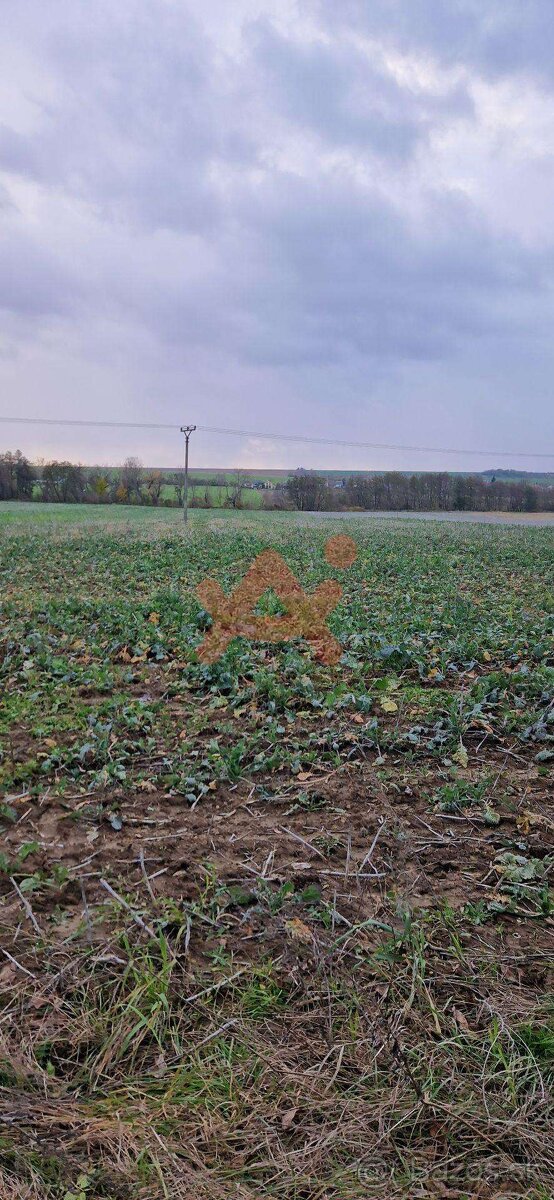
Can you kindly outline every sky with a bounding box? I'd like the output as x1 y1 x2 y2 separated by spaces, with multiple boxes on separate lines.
0 0 554 472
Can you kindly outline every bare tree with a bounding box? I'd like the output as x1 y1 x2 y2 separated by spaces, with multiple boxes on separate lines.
226 470 247 509
41 461 86 503
145 469 162 507
121 457 143 503
171 470 185 507
286 473 330 511
0 451 34 500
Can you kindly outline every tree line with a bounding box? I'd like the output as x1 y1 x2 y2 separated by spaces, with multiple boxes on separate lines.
0 453 246 508
1 450 553 512
286 471 553 512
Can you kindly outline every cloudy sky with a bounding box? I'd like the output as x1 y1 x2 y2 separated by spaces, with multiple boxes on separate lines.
1 0 554 471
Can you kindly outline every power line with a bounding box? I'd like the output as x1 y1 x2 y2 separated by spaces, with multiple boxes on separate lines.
197 424 554 460
0 417 180 431
0 413 552 459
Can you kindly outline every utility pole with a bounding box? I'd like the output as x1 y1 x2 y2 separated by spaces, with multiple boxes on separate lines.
180 425 196 524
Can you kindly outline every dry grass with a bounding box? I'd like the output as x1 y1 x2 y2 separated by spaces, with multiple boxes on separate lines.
0 886 553 1200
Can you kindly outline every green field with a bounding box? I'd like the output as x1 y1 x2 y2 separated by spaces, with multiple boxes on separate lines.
1 509 553 1198
162 482 265 507
0 500 219 524
2 500 554 529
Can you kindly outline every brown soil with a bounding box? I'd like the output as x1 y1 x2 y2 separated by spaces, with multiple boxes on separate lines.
2 753 553 943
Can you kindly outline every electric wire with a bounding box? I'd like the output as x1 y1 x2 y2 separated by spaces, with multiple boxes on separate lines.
0 415 552 459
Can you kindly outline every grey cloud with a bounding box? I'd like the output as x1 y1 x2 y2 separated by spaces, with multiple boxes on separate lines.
240 187 547 364
249 19 473 159
249 22 420 158
0 3 246 233
0 228 82 318
0 0 552 466
0 124 42 178
118 172 547 374
310 0 554 86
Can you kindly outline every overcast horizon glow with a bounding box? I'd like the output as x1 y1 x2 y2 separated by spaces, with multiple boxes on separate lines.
1 0 553 472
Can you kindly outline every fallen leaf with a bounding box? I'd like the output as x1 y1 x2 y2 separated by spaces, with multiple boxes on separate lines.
517 809 554 835
380 698 398 713
148 612 160 625
285 918 312 944
28 994 49 1010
